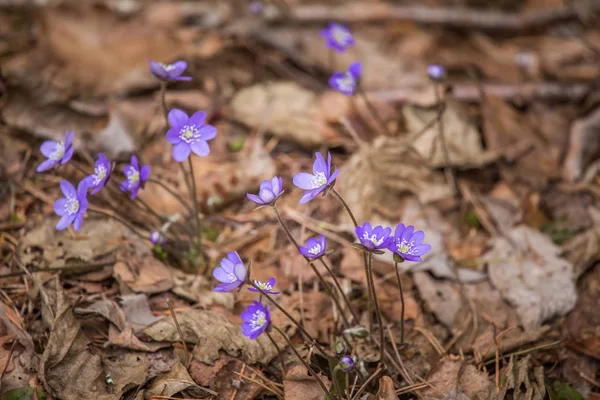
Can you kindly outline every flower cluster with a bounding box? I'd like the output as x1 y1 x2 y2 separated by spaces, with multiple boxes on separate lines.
322 22 362 95
355 221 431 261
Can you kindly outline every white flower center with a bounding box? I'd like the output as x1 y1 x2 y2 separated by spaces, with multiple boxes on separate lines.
254 280 273 291
363 232 384 246
308 244 322 255
397 239 416 255
331 26 350 46
226 273 237 282
93 165 107 185
160 63 176 71
49 141 65 161
311 172 328 188
127 169 140 187
179 125 200 143
337 73 356 93
250 310 267 331
65 196 80 215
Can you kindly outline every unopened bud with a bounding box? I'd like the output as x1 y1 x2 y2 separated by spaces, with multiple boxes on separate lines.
343 325 369 339
334 339 347 356
339 356 354 372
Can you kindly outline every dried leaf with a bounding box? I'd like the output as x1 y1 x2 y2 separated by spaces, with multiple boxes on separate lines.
171 270 234 311
120 294 163 331
145 362 205 399
563 107 600 182
283 365 331 400
422 360 494 400
497 356 545 400
113 242 174 294
484 225 577 330
376 376 398 400
142 309 283 364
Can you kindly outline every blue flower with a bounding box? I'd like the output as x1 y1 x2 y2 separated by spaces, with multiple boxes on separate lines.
427 65 445 81
321 22 354 52
120 155 150 200
388 224 431 262
150 230 166 245
166 109 217 162
54 180 88 232
241 300 270 340
339 356 354 372
82 153 111 195
246 176 283 206
248 277 280 295
299 235 327 259
329 62 361 95
149 60 192 81
213 251 247 292
355 222 393 250
293 152 340 204
37 131 74 172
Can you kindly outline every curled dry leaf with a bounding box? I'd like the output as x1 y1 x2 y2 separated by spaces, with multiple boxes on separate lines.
145 362 207 399
142 309 284 365
229 81 342 148
283 364 331 400
421 359 494 400
484 225 577 330
376 376 399 400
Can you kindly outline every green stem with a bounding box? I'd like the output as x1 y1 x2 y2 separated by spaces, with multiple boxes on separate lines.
394 261 405 344
272 325 331 398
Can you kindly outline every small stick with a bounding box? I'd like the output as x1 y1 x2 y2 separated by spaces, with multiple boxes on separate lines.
167 300 189 368
350 366 382 400
0 339 17 382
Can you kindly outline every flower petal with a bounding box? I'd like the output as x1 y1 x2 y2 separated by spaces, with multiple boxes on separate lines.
149 61 168 78
213 267 233 283
246 193 265 205
168 108 189 127
40 141 57 157
411 231 425 246
60 180 76 198
64 131 75 147
401 225 414 244
173 76 192 81
198 124 217 141
172 142 191 162
53 198 69 217
293 172 315 190
56 214 75 230
328 168 340 184
271 176 282 196
37 159 57 173
73 214 84 232
130 155 139 170
299 190 316 204
258 188 275 203
348 62 362 80
219 258 234 273
414 244 431 257
234 263 247 281
394 223 406 239
188 111 207 126
313 152 327 175
61 146 74 164
190 140 210 157
169 60 188 76
140 165 150 182
228 251 243 265
166 127 182 144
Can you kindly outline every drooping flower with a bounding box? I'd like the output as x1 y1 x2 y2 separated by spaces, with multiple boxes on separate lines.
292 152 340 204
241 300 271 340
150 230 166 245
82 153 112 195
339 356 355 372
427 64 445 81
37 130 75 173
120 155 150 200
248 277 280 295
388 223 431 262
299 235 327 259
246 176 283 206
149 60 192 81
355 222 393 250
54 180 88 232
320 22 354 52
213 251 247 292
166 109 217 162
329 62 361 95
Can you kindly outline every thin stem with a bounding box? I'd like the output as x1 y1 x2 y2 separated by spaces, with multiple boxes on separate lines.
272 325 331 398
146 178 193 214
367 252 385 365
265 330 286 375
160 81 169 126
331 188 358 227
271 204 351 330
88 208 147 241
167 300 189 368
250 282 327 357
394 262 406 344
357 84 390 136
186 157 203 262
318 258 360 324
350 367 382 400
433 82 456 193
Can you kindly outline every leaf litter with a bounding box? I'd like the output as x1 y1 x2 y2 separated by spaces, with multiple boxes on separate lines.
1 0 599 399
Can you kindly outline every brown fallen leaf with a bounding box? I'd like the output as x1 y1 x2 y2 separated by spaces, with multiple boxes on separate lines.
497 355 545 400
283 364 331 400
376 376 399 400
120 294 163 331
113 242 174 294
171 270 234 311
421 359 494 400
209 357 265 400
143 309 284 365
145 362 208 399
563 107 600 183
278 291 333 343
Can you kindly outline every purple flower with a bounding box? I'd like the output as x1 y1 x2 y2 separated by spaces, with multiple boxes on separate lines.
120 155 150 200
149 60 192 81
292 152 340 204
82 153 111 195
329 62 361 95
248 278 280 295
150 230 166 245
321 22 354 52
427 65 445 80
241 300 271 340
299 235 327 259
54 180 88 232
37 130 75 172
339 356 354 372
249 1 263 14
213 251 247 292
388 223 431 262
246 176 283 206
355 222 393 250
166 109 217 162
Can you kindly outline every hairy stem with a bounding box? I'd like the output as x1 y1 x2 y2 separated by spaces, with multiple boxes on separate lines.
265 330 286 375
186 157 204 267
318 258 359 324
367 252 385 365
394 261 405 344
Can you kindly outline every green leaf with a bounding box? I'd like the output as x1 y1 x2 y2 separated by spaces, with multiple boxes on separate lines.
547 381 584 400
1 388 47 400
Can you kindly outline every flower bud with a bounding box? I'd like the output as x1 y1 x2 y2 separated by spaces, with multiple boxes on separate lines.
150 230 166 245
339 356 354 372
343 325 369 339
334 339 347 357
427 64 445 81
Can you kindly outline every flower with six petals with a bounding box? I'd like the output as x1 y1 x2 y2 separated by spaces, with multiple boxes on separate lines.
387 223 431 262
320 22 354 52
248 278 280 295
37 130 75 173
166 109 217 162
355 222 393 251
292 152 340 204
246 176 283 206
54 180 88 232
299 235 327 259
241 300 271 340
